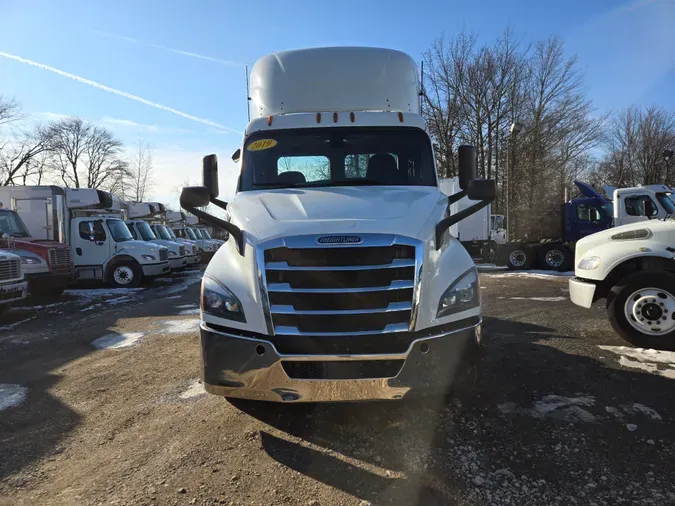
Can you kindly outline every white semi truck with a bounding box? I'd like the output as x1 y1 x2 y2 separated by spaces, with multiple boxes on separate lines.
0 250 27 317
167 213 216 263
122 202 191 271
0 186 170 287
180 47 496 402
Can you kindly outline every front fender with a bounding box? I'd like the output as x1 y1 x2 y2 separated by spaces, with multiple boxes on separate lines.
577 240 674 281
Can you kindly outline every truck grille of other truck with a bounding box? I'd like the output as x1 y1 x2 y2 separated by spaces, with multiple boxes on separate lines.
159 249 168 261
48 248 72 267
0 258 21 281
261 236 421 342
179 245 185 257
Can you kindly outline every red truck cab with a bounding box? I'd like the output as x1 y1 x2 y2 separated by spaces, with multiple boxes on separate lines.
0 206 74 297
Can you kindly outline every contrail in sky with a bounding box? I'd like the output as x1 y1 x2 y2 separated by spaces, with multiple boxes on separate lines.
93 30 241 67
0 51 240 133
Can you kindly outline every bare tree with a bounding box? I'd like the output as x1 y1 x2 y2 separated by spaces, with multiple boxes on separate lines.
129 140 154 202
49 117 130 191
0 96 23 125
0 124 56 186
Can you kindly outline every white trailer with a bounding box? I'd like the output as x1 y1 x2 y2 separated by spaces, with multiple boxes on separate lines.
0 186 170 287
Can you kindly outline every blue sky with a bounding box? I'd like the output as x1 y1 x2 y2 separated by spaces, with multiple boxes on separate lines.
1 0 674 206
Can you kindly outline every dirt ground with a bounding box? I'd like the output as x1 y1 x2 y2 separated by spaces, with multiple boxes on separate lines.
1 268 674 506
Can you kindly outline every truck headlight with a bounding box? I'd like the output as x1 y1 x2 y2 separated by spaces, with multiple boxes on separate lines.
21 257 42 264
202 276 246 322
141 254 156 261
437 268 479 318
578 256 600 270
168 251 177 257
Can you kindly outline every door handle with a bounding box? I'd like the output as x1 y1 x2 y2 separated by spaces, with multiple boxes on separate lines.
76 247 82 256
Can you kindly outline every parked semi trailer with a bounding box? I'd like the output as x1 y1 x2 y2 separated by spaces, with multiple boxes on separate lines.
497 182 675 271
0 186 170 287
0 250 27 316
0 202 73 297
179 46 496 403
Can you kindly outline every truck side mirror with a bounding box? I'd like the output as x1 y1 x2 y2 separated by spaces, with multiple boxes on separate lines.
180 187 211 209
232 149 241 163
466 179 496 201
203 154 219 199
458 145 477 191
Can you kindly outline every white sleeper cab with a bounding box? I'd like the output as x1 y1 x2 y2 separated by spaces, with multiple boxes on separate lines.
181 47 496 402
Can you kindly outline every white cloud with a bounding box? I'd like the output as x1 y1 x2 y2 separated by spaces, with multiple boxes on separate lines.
0 50 241 133
100 116 190 134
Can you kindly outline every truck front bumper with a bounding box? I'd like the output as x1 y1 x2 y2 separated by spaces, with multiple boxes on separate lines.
187 254 201 266
0 281 28 304
141 261 171 277
200 318 482 403
569 277 597 308
25 271 73 288
169 257 189 271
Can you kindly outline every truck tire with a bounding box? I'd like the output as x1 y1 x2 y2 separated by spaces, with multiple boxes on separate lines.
607 272 675 351
108 261 142 288
505 245 534 270
537 243 572 271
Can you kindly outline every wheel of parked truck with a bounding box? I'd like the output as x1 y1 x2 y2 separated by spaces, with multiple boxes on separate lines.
537 243 572 271
607 272 675 351
505 245 534 270
109 262 142 288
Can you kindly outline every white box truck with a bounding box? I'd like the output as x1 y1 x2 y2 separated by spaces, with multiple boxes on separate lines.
179 47 496 403
0 186 170 287
0 250 27 316
122 202 191 271
166 212 216 263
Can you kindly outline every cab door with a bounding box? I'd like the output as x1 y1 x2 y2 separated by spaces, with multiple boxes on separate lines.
614 191 661 226
71 218 112 267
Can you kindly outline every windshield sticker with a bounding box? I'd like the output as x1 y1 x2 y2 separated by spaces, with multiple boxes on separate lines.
247 139 278 152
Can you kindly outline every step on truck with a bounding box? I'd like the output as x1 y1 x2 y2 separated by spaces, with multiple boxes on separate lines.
122 201 190 272
0 202 74 298
179 46 496 403
497 182 675 271
0 250 27 317
0 186 170 288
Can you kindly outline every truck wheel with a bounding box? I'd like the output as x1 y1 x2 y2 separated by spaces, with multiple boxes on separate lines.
538 244 572 271
607 272 675 351
109 262 142 288
505 245 533 270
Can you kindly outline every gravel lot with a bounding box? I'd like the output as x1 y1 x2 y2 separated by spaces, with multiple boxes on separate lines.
1 267 674 506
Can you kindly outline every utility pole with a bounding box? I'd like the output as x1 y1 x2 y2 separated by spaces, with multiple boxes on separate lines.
505 122 523 242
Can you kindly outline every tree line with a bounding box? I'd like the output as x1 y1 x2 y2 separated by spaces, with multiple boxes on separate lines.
422 29 675 239
0 97 154 202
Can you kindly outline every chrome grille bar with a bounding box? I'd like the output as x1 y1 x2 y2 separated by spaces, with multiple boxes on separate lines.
270 301 412 315
265 258 414 271
267 279 414 293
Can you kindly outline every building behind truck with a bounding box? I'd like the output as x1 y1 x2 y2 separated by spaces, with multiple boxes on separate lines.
0 202 74 297
0 186 170 287
496 181 675 271
179 46 496 403
0 250 27 317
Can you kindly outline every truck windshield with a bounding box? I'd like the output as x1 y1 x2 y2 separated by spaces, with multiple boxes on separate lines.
126 223 138 240
0 210 31 237
136 222 157 241
239 127 436 191
185 228 197 240
166 228 177 239
155 225 172 240
106 219 134 242
656 193 675 215
200 229 212 239
191 228 204 239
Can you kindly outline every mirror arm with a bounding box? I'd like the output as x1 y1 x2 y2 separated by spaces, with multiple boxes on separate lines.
435 199 493 250
447 190 466 206
181 204 244 256
210 198 228 211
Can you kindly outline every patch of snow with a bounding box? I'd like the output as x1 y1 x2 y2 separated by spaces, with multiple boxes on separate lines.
476 264 508 272
622 403 662 420
106 296 132 305
15 302 64 310
598 345 675 380
65 288 144 299
626 423 638 431
81 304 102 312
176 304 196 309
485 270 574 279
499 395 596 422
165 295 182 300
92 331 144 350
0 316 37 331
155 319 199 334
509 296 567 302
179 380 207 399
178 307 200 315
0 384 27 411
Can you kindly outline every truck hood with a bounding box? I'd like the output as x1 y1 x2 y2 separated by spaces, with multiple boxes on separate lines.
231 186 443 241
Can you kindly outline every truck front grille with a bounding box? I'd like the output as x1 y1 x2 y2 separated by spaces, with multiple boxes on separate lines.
159 249 168 261
48 248 72 267
179 245 185 256
260 235 420 337
0 258 21 281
